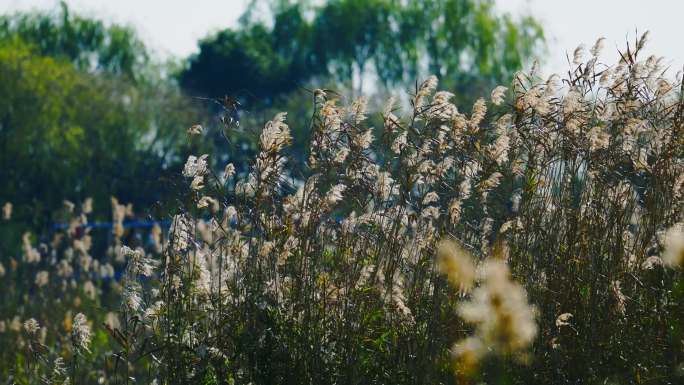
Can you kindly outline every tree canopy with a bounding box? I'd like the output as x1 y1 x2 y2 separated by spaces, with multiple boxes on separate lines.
0 1 148 80
180 0 545 105
0 6 203 228
179 3 319 103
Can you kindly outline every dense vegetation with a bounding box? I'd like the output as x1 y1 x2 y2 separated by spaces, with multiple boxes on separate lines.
0 4 204 232
3 2 684 385
0 0 543 231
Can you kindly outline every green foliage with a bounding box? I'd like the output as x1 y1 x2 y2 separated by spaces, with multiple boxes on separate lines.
0 37 201 229
0 1 148 80
181 0 544 106
179 3 318 103
179 0 545 177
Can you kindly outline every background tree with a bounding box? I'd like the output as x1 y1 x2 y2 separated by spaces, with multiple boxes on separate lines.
179 0 544 175
179 2 319 104
181 0 544 105
0 5 205 231
0 1 148 80
0 0 545 229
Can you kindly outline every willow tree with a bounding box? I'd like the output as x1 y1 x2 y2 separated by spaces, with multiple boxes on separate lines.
181 0 544 105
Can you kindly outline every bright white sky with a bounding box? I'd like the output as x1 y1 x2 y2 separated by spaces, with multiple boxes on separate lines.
1 0 682 76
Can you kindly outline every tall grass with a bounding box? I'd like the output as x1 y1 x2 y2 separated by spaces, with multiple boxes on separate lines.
2 33 684 384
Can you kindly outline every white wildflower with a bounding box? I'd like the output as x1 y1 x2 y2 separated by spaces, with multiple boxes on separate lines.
83 280 97 300
325 184 347 206
637 30 650 50
481 172 503 190
82 197 93 214
51 357 67 379
470 98 487 128
489 134 510 165
428 91 458 120
490 86 508 106
415 75 438 109
573 44 586 65
611 280 627 315
437 239 476 292
457 260 537 356
354 129 374 149
349 96 368 125
99 263 115 279
63 200 75 213
71 313 91 353
2 202 11 220
225 206 238 223
121 245 155 277
260 112 291 152
641 256 663 270
391 131 408 154
187 124 203 135
421 206 440 220
334 147 350 163
104 312 120 330
123 283 143 313
182 154 209 178
23 318 40 334
223 163 235 180
459 178 472 200
321 100 342 132
375 172 397 201
590 37 606 57
564 90 583 114
22 233 41 263
390 275 413 322
35 270 49 287
238 172 259 197
9 316 21 332
190 175 205 191
662 224 684 268
555 313 573 328
451 337 485 372
422 191 439 205
197 196 218 211
587 126 611 151
449 199 462 224
258 241 275 258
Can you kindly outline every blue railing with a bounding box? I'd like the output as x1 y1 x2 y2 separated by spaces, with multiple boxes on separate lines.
50 219 171 231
